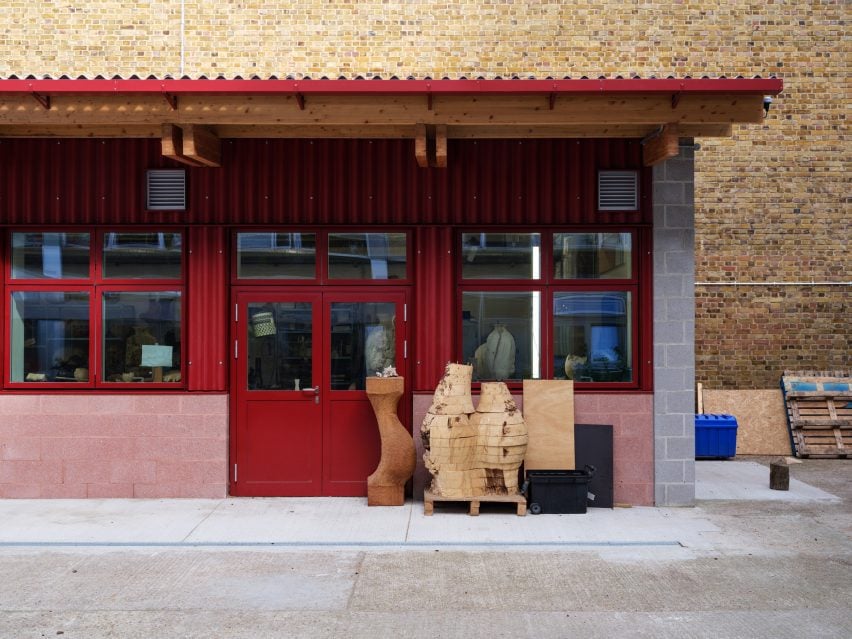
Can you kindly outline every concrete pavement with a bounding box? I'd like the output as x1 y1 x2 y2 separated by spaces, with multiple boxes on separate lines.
0 459 850 638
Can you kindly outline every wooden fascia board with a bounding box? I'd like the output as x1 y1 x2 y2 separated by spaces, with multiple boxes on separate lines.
0 122 734 139
0 93 765 127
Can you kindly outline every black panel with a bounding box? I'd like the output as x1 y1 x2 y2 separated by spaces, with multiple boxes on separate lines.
574 423 614 508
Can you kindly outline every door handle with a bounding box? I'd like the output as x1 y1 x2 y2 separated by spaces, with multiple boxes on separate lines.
301 387 320 404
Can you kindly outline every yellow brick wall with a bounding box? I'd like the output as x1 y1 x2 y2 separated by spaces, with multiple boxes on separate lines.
1 1 848 388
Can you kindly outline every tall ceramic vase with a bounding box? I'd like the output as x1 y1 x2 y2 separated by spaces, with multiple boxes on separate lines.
366 376 415 506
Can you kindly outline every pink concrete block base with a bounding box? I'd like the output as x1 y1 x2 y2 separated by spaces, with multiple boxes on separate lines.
0 394 228 499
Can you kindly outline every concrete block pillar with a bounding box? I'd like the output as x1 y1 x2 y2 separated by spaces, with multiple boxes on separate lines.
653 142 697 506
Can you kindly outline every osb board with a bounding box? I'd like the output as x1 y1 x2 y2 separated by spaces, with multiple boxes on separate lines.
522 379 574 470
703 389 792 456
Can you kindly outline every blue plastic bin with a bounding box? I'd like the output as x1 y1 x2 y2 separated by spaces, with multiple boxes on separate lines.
695 414 738 458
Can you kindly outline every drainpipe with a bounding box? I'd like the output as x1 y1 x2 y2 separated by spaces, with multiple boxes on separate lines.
180 0 185 77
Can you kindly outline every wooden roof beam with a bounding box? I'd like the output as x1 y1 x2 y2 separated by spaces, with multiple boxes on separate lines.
0 122 735 139
182 124 221 167
414 123 428 167
434 124 447 168
0 94 766 127
161 123 205 167
642 123 680 167
414 123 448 168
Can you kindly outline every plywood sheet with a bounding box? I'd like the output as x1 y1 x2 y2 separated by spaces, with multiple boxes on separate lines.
703 389 792 455
522 379 575 470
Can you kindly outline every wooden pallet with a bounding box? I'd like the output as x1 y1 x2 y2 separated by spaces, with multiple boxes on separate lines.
423 489 527 516
792 428 852 458
782 372 852 458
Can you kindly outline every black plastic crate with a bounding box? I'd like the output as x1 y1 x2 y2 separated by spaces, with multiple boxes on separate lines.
525 466 596 514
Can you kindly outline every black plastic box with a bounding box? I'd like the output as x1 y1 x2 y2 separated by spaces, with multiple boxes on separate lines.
526 466 596 514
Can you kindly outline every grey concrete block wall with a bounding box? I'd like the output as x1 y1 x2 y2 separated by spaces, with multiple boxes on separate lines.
653 143 696 506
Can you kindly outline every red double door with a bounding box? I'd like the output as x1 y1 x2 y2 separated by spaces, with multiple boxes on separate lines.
231 288 408 496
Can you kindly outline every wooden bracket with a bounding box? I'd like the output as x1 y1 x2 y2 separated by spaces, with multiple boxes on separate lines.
414 123 448 168
182 124 221 167
163 92 178 110
414 123 428 167
548 92 556 110
161 123 214 167
295 93 305 110
427 93 433 111
642 123 679 167
671 92 682 109
434 124 447 168
32 92 50 110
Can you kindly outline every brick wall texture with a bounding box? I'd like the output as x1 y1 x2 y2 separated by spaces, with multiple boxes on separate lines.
1 1 849 389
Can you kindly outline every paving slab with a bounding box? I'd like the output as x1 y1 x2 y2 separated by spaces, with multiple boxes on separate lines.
0 498 218 543
695 460 841 501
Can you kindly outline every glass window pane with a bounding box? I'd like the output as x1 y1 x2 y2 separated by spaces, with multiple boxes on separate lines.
462 291 540 381
331 302 396 390
10 291 90 382
102 232 182 279
246 302 313 390
11 233 90 279
553 292 632 383
461 233 541 280
554 233 632 279
328 233 407 280
102 291 182 383
237 233 317 279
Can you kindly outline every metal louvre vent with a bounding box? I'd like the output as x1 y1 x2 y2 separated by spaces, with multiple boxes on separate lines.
147 169 186 211
598 170 638 211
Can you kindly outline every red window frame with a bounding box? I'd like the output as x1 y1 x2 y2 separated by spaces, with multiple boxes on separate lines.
231 228 413 286
456 227 651 391
3 227 186 390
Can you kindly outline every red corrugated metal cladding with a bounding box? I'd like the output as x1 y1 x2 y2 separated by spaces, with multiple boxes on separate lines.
1 137 651 392
187 226 229 391
0 138 649 225
413 226 455 391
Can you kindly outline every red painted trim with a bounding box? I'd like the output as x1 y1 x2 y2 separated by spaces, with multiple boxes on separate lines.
3 228 187 390
0 77 784 96
230 228 414 286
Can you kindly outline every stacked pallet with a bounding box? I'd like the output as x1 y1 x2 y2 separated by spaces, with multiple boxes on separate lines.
781 371 852 458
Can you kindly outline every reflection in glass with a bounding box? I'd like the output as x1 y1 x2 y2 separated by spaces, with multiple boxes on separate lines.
328 233 407 280
553 233 632 279
102 291 182 383
9 291 90 382
247 302 313 390
11 233 90 279
102 232 182 279
330 302 396 390
237 233 317 279
462 291 540 381
553 292 632 382
461 233 541 280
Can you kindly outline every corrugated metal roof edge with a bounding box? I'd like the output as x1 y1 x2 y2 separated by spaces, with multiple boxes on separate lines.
0 73 777 81
0 75 783 97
